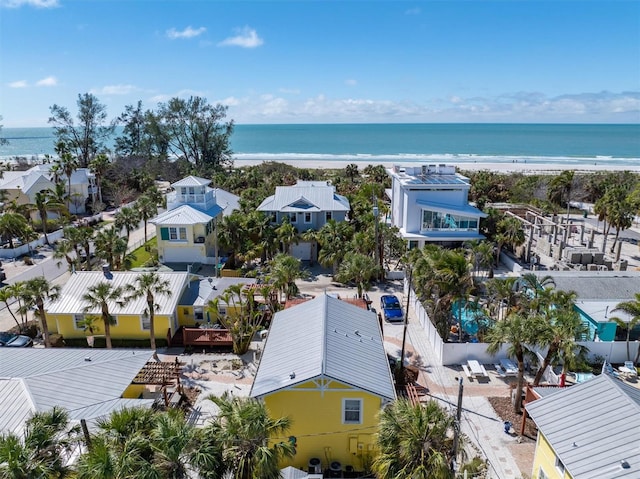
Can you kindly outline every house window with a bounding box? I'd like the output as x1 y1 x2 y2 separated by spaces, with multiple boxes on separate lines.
304 212 312 223
270 212 277 223
141 314 151 331
73 314 84 330
408 240 419 250
194 307 204 321
555 457 565 475
342 398 362 424
421 209 479 232
290 213 297 224
169 227 187 241
537 468 549 479
325 211 332 221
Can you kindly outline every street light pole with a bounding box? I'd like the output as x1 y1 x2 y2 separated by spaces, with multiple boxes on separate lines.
451 376 464 471
373 195 380 280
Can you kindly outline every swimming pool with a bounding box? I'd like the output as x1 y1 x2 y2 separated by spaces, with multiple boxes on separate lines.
452 300 491 337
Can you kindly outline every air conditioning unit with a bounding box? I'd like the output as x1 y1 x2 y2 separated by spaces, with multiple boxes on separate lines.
195 236 205 243
308 458 321 474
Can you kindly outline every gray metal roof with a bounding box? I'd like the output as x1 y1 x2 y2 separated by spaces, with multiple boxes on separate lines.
179 276 257 307
150 204 221 226
46 271 189 315
257 181 350 213
416 199 487 217
172 175 211 187
526 374 640 479
540 271 640 300
213 188 240 216
0 349 154 436
250 295 396 400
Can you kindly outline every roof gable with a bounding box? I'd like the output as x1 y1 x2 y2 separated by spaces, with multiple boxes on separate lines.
250 295 395 400
172 176 211 188
150 204 220 225
257 182 350 213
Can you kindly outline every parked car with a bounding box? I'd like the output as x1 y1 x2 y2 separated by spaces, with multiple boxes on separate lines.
380 294 403 322
0 332 33 347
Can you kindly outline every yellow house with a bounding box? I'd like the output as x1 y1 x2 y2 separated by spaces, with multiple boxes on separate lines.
151 176 225 265
45 270 190 342
250 295 396 475
526 373 640 479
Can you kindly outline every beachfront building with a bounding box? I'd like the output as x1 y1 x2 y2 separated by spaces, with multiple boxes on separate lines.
386 164 486 249
151 176 228 265
250 294 396 474
0 164 98 216
526 374 640 479
257 180 350 261
45 270 190 343
0 348 155 438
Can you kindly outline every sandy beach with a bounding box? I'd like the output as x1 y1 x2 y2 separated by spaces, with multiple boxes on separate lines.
233 158 640 174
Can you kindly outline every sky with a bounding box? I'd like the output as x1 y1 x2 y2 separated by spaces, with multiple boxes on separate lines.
1 0 639 127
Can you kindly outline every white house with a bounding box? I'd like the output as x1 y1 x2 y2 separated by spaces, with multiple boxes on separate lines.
387 164 486 249
257 180 350 260
151 176 234 265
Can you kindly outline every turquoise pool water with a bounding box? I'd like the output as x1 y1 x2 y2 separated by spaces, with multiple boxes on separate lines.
452 301 490 337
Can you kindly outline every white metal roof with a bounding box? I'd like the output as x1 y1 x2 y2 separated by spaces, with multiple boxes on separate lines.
250 295 396 400
213 188 240 216
0 349 154 436
257 181 350 213
46 271 189 315
150 204 220 226
179 276 258 307
172 176 212 187
526 374 640 479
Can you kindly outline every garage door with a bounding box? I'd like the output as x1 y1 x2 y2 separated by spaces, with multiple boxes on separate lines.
163 246 205 263
290 242 312 260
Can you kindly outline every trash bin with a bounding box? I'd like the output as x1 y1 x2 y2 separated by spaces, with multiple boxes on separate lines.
504 421 512 434
583 210 588 218
329 461 342 477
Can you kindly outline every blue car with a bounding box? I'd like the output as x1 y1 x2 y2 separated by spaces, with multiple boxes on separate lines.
0 332 33 347
380 295 403 322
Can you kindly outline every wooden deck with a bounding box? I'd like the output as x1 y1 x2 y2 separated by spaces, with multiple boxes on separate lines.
180 327 233 349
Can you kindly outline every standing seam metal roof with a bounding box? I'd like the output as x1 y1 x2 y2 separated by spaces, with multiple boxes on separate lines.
45 271 189 315
250 295 396 400
256 182 350 213
526 374 640 478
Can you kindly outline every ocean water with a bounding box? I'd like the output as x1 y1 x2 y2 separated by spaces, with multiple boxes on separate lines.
1 123 639 167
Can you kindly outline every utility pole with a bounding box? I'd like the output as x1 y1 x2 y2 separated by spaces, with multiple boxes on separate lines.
399 265 412 383
373 195 380 280
451 376 464 471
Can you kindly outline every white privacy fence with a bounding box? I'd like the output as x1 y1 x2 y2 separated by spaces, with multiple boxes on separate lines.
405 278 639 366
0 229 64 259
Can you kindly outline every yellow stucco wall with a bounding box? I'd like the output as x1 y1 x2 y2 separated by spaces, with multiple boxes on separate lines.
123 384 145 399
156 223 214 260
532 432 573 479
263 380 383 472
46 313 172 340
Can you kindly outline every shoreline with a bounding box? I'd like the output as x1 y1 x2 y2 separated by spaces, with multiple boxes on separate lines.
232 158 640 174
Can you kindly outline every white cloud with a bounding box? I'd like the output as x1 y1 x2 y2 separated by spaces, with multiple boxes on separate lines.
36 76 57 86
225 90 640 123
166 26 206 40
218 26 263 48
148 89 207 105
9 80 27 88
0 0 58 8
345 79 357 86
90 84 136 95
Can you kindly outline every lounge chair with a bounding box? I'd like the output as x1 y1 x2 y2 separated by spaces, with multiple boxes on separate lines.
602 361 621 379
499 358 518 376
619 361 638 378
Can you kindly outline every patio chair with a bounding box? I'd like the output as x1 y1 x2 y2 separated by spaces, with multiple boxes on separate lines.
602 361 621 379
620 361 638 378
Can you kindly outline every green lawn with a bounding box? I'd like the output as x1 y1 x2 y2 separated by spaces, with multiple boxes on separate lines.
129 239 157 268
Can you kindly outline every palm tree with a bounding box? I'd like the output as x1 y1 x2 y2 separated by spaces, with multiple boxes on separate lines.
0 212 30 249
89 153 110 205
122 272 172 350
0 287 21 331
316 219 353 274
82 282 123 349
345 163 359 183
532 291 587 386
217 213 246 269
547 170 574 219
268 253 305 301
0 407 79 479
335 252 379 298
275 217 298 254
373 398 457 479
34 189 65 245
95 226 127 270
495 216 525 266
136 194 158 243
114 205 140 244
486 313 543 413
612 293 640 364
207 393 295 479
55 143 79 213
7 281 29 331
22 276 61 348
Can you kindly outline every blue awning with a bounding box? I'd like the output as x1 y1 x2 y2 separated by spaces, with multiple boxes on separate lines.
416 199 486 217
